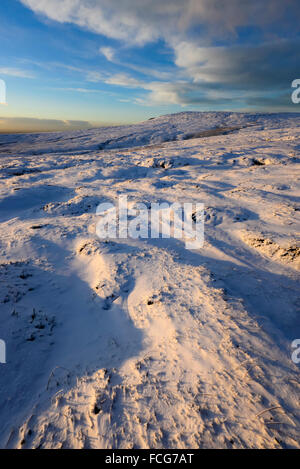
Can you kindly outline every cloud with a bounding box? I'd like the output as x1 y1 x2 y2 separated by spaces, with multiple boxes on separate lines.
24 59 106 84
0 67 35 78
174 39 300 90
104 73 144 88
138 82 244 107
99 46 115 62
144 83 184 105
55 87 103 93
244 91 294 109
99 48 173 80
0 117 92 132
103 74 297 109
102 74 186 105
101 75 187 105
19 0 300 109
20 0 300 46
85 71 105 82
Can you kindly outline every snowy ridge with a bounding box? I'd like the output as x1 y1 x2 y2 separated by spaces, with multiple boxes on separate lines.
0 112 299 448
1 111 300 156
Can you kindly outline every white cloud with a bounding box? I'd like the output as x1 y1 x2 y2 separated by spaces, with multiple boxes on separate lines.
20 0 298 46
56 87 102 93
19 0 300 108
0 67 35 78
86 71 104 82
99 46 115 62
104 73 144 88
143 82 185 105
174 42 245 83
0 116 92 132
100 72 184 105
20 0 160 45
174 39 300 88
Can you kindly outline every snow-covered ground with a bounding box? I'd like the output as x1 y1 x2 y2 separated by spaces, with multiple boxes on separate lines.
0 111 299 449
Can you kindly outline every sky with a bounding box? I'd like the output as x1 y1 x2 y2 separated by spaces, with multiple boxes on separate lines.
0 0 299 132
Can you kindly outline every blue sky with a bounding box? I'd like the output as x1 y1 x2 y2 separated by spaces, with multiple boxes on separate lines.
0 0 299 131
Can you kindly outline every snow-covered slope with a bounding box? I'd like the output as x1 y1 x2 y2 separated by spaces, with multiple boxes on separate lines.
0 111 299 155
0 112 299 449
